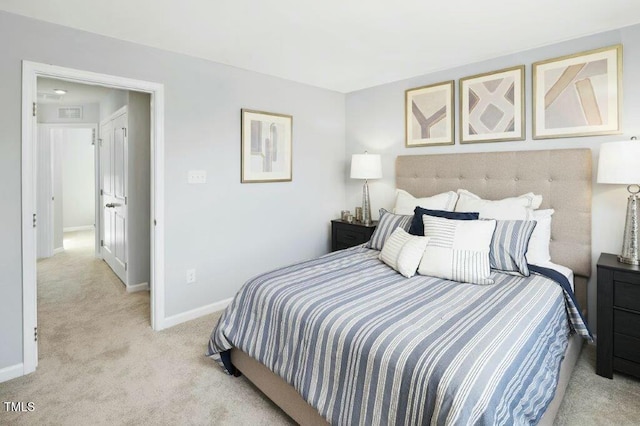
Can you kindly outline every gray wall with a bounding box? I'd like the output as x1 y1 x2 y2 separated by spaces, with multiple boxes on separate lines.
0 12 345 369
126 91 151 288
346 24 640 331
100 90 129 122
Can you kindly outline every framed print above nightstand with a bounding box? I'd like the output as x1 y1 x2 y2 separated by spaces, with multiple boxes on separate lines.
405 81 454 147
241 109 292 183
459 65 525 144
533 45 622 139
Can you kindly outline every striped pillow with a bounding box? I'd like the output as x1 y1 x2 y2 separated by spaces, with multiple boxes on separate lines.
418 215 496 285
366 209 413 250
490 220 537 276
379 228 430 278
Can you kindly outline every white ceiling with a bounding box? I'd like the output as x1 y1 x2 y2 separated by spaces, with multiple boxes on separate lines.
37 78 118 104
3 0 640 93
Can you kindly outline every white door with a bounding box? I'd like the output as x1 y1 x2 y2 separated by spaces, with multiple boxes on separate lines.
36 125 54 258
100 112 128 283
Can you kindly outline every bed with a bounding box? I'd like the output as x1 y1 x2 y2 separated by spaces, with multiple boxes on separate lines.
208 149 592 425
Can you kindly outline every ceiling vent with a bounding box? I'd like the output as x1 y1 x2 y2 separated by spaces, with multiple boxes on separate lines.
58 106 83 119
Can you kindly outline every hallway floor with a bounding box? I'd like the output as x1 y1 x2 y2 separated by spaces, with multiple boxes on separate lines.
1 230 289 425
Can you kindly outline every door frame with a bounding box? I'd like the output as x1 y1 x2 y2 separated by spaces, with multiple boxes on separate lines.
21 61 166 376
38 123 99 258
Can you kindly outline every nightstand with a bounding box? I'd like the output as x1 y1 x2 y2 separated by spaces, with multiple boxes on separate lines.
331 220 377 251
596 253 640 379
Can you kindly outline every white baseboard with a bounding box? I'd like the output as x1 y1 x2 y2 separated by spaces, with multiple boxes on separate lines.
126 282 149 293
0 363 24 383
63 225 94 232
53 247 64 255
162 297 232 329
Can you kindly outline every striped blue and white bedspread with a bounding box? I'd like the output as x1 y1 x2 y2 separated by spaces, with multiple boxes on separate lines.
207 246 590 425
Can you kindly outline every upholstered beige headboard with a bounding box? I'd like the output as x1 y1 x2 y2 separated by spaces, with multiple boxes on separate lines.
396 149 592 280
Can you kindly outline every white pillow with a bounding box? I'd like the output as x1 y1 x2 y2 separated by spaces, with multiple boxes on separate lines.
379 228 430 278
527 209 554 265
454 189 542 220
418 216 496 285
393 189 458 215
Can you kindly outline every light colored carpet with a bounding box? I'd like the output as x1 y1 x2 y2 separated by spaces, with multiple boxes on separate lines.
1 231 639 425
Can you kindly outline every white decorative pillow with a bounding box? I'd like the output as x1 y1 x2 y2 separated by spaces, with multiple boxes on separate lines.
455 189 542 220
418 216 496 285
379 228 430 278
527 209 554 265
393 189 458 215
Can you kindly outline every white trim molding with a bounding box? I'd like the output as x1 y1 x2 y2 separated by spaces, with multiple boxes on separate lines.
63 225 95 233
0 364 24 384
53 247 65 255
21 61 166 377
162 298 232 329
126 282 150 293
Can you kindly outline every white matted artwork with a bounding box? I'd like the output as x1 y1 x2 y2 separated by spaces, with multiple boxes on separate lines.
459 65 525 144
533 45 622 139
405 81 454 147
241 109 292 183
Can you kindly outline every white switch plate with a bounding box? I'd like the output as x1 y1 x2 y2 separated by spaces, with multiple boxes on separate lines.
186 269 196 284
188 170 207 184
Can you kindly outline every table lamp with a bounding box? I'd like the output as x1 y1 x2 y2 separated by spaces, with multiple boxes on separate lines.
350 152 382 226
597 137 640 265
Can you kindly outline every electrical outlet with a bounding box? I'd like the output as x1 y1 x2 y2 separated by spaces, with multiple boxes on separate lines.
188 170 207 184
186 269 196 284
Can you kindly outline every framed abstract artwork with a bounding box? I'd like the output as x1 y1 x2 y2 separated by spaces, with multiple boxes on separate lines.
241 109 292 183
459 65 525 144
533 45 622 139
405 81 454 147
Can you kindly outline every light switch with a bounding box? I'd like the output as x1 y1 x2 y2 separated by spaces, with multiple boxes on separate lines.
188 170 207 184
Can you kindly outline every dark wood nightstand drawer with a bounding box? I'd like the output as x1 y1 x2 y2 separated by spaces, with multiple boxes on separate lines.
335 227 367 245
597 253 640 379
614 333 640 363
331 220 377 252
614 310 640 339
613 279 640 312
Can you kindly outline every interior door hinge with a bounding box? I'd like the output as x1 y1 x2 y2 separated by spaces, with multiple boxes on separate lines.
32 102 37 117
100 239 104 247
34 327 38 342
123 127 127 138
125 262 128 271
125 196 128 205
154 219 157 226
100 189 104 196
92 129 96 146
32 213 37 228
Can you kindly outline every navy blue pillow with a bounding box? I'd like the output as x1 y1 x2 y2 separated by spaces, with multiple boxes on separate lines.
409 207 479 236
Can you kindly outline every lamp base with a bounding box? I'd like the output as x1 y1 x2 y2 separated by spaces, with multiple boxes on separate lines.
619 188 640 265
362 180 372 226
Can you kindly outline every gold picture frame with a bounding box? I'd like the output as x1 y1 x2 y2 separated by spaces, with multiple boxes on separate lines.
241 109 293 183
459 65 525 144
405 80 454 147
533 45 622 139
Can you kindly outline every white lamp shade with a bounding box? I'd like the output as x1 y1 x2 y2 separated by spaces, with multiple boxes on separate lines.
598 140 640 184
350 153 382 179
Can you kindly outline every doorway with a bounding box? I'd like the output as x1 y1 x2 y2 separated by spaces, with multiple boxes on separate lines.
21 61 166 378
36 124 97 259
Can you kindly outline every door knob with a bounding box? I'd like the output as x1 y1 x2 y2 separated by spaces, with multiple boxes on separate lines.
105 203 118 208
